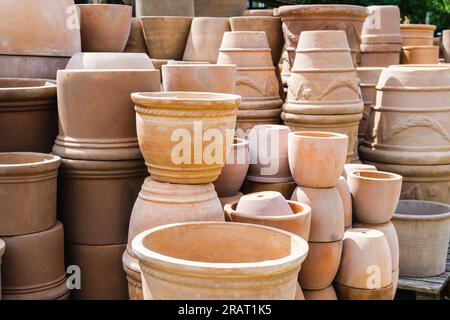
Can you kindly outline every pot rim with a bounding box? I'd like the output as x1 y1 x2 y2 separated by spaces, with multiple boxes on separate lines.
277 4 368 18
400 24 437 31
77 3 132 9
349 170 402 182
131 91 241 105
289 131 349 140
0 78 56 92
162 64 237 70
229 16 281 21
140 16 193 21
0 152 60 170
393 200 450 221
57 69 160 74
225 200 311 221
402 45 439 50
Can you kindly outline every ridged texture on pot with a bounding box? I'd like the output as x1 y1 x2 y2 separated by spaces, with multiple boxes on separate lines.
334 282 394 300
135 0 194 17
0 153 60 236
58 158 147 245
303 286 338 300
65 52 155 70
444 30 450 63
401 46 439 64
125 18 148 53
0 78 58 153
194 0 247 17
401 24 436 46
122 250 143 300
132 222 309 300
54 70 161 161
337 177 353 228
240 179 297 200
0 56 70 80
1 222 68 300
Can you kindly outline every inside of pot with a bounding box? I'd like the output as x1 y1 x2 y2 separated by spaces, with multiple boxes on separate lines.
353 171 398 180
0 153 56 165
0 78 51 89
396 201 450 216
143 223 293 263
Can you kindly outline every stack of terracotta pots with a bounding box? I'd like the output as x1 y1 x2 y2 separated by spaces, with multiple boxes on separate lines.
289 131 348 299
0 153 68 300
400 24 439 64
54 53 161 300
360 6 402 67
282 31 364 163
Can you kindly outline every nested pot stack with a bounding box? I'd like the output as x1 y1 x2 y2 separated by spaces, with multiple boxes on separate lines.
400 24 439 64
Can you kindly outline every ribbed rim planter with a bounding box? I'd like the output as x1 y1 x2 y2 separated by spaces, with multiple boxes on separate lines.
361 6 401 44
77 4 132 52
393 200 450 277
133 92 240 184
0 78 58 153
401 24 436 46
65 52 155 70
401 46 439 65
0 153 60 236
132 222 309 300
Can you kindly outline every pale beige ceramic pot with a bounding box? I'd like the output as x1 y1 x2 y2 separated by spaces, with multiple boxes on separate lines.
343 163 377 179
65 52 155 70
235 191 293 216
303 286 338 300
401 24 436 46
337 177 353 229
132 222 309 300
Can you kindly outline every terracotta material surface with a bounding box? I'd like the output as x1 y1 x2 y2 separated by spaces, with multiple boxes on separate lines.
0 153 60 236
0 55 69 80
295 283 305 300
194 0 247 17
444 30 450 63
132 222 309 300
360 44 401 67
122 250 144 300
244 9 274 17
240 179 297 200
343 163 377 179
401 45 439 64
135 0 194 17
303 286 338 300
220 192 243 211
0 78 58 153
0 239 5 300
65 52 155 70
337 177 353 229
401 24 436 46
124 18 148 53
235 191 294 216
334 282 394 300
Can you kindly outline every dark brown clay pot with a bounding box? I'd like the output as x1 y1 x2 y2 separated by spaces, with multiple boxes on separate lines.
0 78 58 153
303 286 338 300
0 153 60 236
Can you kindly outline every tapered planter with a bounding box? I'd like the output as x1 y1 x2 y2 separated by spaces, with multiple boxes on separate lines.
401 46 439 64
65 52 155 70
124 18 148 53
132 222 309 300
135 0 194 17
401 24 436 46
303 286 338 300
194 0 247 17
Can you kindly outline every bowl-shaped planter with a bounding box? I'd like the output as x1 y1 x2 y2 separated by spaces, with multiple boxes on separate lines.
0 78 58 153
393 200 450 277
66 52 155 70
0 153 60 236
400 24 436 46
303 286 338 300
132 222 309 300
77 4 132 52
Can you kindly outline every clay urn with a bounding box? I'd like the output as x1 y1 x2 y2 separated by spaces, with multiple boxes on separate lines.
162 64 237 94
401 24 436 46
132 222 309 300
194 0 247 17
132 92 240 184
401 46 439 64
244 9 274 17
65 52 155 70
0 239 4 299
0 78 58 153
393 200 450 277
77 4 132 52
135 0 194 17
291 186 345 243
443 30 450 63
240 179 297 200
303 286 338 300
347 170 402 224
337 177 353 229
288 132 348 188
334 282 393 300
0 153 60 236
1 222 68 300
213 138 250 197
124 18 148 53
141 17 193 60
343 163 377 180
183 18 231 63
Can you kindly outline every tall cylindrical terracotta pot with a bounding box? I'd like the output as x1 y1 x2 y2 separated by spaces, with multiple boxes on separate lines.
194 0 247 17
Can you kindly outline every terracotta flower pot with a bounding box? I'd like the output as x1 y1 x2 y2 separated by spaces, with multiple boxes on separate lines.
124 18 148 53
0 78 58 153
183 18 231 63
1 222 68 300
132 222 309 300
288 131 348 188
141 17 192 60
337 177 353 229
303 286 338 300
240 179 297 200
0 153 60 236
54 69 160 161
360 44 401 67
291 186 345 242
77 4 132 52
401 24 436 46
343 163 377 179
443 30 450 63
393 200 450 277
135 0 194 17
244 9 274 17
334 282 393 300
151 59 172 82
194 0 247 17
66 243 128 300
401 46 439 64
122 250 143 300
348 170 402 224
213 138 249 197
65 52 155 70
132 92 240 184
0 239 5 300
235 191 294 217
298 241 343 290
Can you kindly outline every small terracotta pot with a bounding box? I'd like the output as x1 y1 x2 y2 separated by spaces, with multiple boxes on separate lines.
291 186 345 242
337 177 353 229
194 0 247 17
220 192 243 211
234 191 293 217
77 4 132 52
303 286 338 300
343 163 377 179
65 52 155 70
124 18 148 53
132 222 309 300
0 153 60 236
348 170 403 224
0 239 5 300
135 0 194 17
298 241 343 290
334 282 394 300
401 24 436 46
288 132 348 188
401 45 439 64
240 179 297 200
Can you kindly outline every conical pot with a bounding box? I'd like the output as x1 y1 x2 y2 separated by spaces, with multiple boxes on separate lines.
334 282 394 300
132 222 309 300
401 46 439 64
401 24 436 46
194 0 247 17
240 179 297 200
124 18 148 53
337 177 353 229
65 52 155 70
135 0 194 17
303 286 338 300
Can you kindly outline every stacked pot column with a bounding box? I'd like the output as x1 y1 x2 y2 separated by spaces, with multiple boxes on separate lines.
54 53 161 300
282 31 364 164
400 24 439 64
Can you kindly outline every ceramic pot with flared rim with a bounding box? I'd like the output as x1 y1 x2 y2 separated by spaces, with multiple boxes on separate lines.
213 138 249 197
334 282 394 300
336 177 353 229
225 200 311 241
58 158 147 245
132 222 309 300
77 4 132 52
360 43 401 67
0 153 60 236
443 30 450 63
291 186 345 243
240 179 297 200
393 200 450 277
347 170 402 224
303 286 338 300
361 6 402 45
0 239 5 300
122 250 144 300
401 46 439 64
162 64 237 94
124 18 148 53
400 24 436 46
54 70 161 161
1 222 68 300
141 17 193 60
288 131 348 188
343 163 377 179
132 92 240 184
66 243 128 300
135 0 194 17
65 52 155 70
194 0 247 17
244 9 274 17
0 78 58 153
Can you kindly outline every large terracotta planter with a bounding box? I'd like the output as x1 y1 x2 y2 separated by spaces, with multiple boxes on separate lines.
0 153 60 236
303 286 338 300
0 239 4 300
77 4 132 52
54 69 160 161
65 52 155 70
240 179 297 200
141 17 192 60
124 18 148 53
58 159 147 245
133 92 240 184
194 0 247 17
135 0 194 17
443 30 450 63
393 200 450 277
337 177 353 229
132 222 309 300
401 46 439 64
401 24 436 46
1 222 68 300
183 18 231 63
288 132 348 188
0 78 58 153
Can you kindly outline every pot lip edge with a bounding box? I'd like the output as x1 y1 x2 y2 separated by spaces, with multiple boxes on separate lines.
224 200 312 221
393 199 450 221
0 152 61 170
